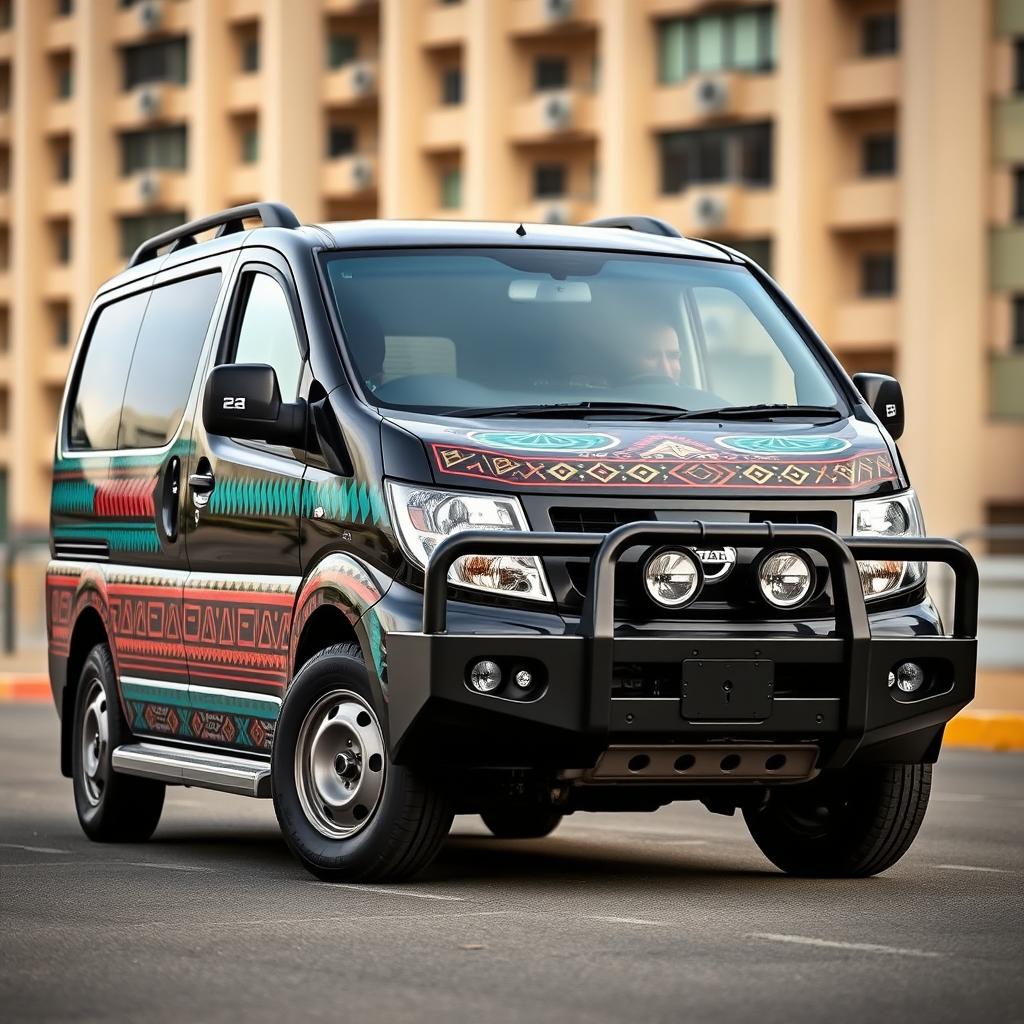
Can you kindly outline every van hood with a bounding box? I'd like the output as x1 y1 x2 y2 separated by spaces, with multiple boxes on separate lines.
382 414 905 498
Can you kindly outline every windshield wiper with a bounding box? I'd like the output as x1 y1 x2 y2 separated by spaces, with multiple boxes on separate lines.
667 403 843 422
447 401 689 420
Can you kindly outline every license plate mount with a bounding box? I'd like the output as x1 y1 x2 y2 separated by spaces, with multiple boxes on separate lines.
681 659 775 721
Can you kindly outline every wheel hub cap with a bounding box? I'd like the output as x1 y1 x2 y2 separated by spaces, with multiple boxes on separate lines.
294 691 386 839
80 679 109 806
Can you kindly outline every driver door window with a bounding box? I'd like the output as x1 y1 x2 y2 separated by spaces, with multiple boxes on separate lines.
232 272 302 400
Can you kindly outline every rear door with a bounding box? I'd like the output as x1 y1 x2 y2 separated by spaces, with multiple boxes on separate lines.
182 251 308 753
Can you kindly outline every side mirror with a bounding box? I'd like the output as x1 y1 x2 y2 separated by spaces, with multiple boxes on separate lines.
852 372 904 441
202 363 305 447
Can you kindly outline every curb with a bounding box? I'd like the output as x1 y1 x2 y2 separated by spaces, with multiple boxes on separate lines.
1 675 1022 751
0 675 51 703
945 710 1024 753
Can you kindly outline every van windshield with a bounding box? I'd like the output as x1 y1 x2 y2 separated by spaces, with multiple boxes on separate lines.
323 248 841 417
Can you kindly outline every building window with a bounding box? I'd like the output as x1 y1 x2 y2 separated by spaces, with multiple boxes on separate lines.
535 56 568 91
1013 295 1024 349
0 225 9 269
440 167 461 210
659 123 773 193
0 1 11 29
327 124 356 158
120 125 188 175
52 51 74 99
122 36 188 90
862 133 896 176
1015 39 1024 94
861 252 896 297
533 163 566 198
56 0 73 15
0 146 9 191
52 136 72 181
327 33 358 69
658 7 775 83
241 125 259 164
118 211 185 259
51 301 71 347
235 23 260 73
862 12 898 56
52 220 71 264
441 66 463 105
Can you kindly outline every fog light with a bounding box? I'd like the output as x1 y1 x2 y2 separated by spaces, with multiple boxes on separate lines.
758 551 813 609
889 662 925 694
514 669 533 689
643 549 703 608
469 660 502 693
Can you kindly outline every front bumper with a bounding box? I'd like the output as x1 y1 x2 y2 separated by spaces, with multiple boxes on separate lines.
385 522 978 775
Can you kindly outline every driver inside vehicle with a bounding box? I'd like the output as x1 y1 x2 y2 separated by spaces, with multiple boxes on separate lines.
628 321 683 384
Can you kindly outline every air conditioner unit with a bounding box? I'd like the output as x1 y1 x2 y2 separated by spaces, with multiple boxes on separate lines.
137 0 163 32
543 203 570 225
694 76 730 115
351 158 374 190
542 92 573 131
350 63 376 96
137 86 161 119
692 192 727 230
544 0 575 21
137 173 161 206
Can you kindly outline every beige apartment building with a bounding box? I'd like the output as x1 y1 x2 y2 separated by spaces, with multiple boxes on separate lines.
0 0 1022 546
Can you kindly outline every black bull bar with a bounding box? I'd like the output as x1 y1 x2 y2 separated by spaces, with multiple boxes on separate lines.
386 522 979 770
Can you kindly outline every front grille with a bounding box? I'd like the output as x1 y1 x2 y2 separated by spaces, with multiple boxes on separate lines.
548 507 653 534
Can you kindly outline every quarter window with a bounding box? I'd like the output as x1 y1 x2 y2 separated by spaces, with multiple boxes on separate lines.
67 292 149 451
117 274 222 449
231 273 302 402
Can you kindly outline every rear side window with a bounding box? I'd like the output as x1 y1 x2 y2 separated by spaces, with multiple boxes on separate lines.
67 292 148 451
117 273 222 449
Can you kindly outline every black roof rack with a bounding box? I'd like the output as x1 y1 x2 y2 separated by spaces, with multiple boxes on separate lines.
128 201 301 268
582 216 682 238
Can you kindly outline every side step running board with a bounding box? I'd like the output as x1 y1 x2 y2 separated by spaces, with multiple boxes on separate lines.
112 743 272 798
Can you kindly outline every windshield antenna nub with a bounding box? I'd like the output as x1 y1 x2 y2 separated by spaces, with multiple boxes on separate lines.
515 223 526 237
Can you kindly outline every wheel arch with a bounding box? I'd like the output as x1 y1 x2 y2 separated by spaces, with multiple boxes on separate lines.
61 606 109 777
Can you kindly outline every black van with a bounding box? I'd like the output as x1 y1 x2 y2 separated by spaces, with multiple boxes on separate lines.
46 203 978 881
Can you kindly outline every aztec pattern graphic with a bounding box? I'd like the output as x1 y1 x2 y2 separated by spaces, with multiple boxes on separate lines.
120 679 278 753
291 554 386 682
715 435 852 455
431 432 898 492
467 431 621 453
51 442 195 554
207 474 389 527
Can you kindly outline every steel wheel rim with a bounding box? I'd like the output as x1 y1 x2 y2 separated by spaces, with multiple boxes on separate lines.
294 690 386 840
80 678 109 806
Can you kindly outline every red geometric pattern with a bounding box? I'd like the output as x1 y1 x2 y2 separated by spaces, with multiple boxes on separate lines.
93 478 157 518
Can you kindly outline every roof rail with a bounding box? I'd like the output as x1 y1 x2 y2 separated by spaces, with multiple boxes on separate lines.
582 216 682 238
128 201 301 268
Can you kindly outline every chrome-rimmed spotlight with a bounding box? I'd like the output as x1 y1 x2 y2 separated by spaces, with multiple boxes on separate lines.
758 550 814 609
643 548 704 609
469 660 502 693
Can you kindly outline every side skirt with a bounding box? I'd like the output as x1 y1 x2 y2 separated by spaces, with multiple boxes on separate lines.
111 742 271 798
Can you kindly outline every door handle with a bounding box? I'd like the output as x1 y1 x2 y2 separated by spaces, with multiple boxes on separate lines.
189 458 215 509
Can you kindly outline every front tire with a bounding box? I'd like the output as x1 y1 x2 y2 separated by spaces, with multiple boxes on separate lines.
743 763 932 878
272 643 453 882
71 643 165 842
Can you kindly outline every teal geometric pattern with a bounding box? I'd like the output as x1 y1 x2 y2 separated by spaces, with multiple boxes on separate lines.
51 479 97 514
53 523 161 553
364 607 385 680
208 474 389 528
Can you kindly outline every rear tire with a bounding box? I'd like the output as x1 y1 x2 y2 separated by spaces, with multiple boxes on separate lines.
71 643 165 842
743 763 932 878
481 806 563 839
272 642 453 882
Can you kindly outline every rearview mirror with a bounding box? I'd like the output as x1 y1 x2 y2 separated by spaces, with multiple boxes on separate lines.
202 363 306 447
852 372 904 441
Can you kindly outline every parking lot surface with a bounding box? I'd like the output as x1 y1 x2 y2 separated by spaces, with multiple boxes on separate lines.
1 704 1022 1024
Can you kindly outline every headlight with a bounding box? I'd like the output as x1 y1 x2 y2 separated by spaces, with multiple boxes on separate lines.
386 481 552 602
853 490 926 600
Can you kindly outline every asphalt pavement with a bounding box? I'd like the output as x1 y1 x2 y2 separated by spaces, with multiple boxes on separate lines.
1 703 1022 1024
